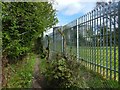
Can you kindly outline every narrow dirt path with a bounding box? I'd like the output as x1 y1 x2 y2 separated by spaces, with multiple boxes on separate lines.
32 56 42 88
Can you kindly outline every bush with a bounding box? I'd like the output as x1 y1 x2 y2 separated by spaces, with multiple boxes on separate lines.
41 53 80 88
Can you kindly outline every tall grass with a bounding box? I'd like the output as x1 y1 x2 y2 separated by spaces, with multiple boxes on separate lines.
4 53 36 88
66 46 119 81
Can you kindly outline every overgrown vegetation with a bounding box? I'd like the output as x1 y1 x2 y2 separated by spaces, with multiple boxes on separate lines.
39 53 120 88
78 62 119 88
3 53 36 88
2 2 58 88
2 1 119 89
40 53 81 88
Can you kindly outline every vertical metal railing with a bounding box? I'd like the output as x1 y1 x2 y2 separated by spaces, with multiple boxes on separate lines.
91 11 94 71
102 4 105 77
109 4 112 80
61 26 64 53
105 4 109 79
90 12 92 70
99 6 102 74
113 2 117 81
77 19 79 61
118 1 120 83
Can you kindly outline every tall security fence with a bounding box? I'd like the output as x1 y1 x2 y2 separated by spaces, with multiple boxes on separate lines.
44 2 120 82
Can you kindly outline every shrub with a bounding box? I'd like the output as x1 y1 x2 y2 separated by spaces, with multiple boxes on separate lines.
41 53 80 88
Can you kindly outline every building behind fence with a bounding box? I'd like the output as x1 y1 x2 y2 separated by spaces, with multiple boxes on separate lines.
44 1 120 82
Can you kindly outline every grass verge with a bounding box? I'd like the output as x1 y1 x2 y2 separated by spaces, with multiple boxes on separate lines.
78 62 119 88
3 53 36 88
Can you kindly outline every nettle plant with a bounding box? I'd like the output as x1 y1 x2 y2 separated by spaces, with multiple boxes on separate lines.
42 53 80 88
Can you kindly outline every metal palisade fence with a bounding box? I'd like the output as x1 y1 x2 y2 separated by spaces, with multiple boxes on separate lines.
44 1 120 82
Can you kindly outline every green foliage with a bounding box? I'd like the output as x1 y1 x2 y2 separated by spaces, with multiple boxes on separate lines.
2 2 58 61
40 54 80 88
5 53 36 88
40 53 120 88
34 36 43 55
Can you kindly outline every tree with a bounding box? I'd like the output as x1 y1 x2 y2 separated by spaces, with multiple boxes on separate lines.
2 2 58 61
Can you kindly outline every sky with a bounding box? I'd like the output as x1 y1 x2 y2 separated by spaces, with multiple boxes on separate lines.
44 0 113 35
53 0 97 26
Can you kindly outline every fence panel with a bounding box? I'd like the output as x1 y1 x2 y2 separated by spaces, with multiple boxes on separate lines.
77 2 119 81
43 1 120 82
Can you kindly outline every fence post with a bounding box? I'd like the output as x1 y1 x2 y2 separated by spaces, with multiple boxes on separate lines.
118 1 120 83
77 19 79 60
61 26 64 53
53 28 55 52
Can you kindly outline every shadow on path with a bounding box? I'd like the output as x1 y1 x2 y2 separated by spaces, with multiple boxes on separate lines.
32 56 43 89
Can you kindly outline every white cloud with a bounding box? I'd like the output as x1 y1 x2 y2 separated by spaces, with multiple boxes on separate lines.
53 0 81 10
45 0 114 35
64 3 84 15
53 0 114 16
53 0 96 16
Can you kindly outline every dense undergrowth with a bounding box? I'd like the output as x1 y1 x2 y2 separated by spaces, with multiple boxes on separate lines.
39 53 120 88
40 53 81 88
3 53 36 88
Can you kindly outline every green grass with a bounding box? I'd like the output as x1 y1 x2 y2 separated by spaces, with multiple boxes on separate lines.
66 45 119 81
78 64 119 88
4 53 36 88
79 46 118 67
39 58 49 74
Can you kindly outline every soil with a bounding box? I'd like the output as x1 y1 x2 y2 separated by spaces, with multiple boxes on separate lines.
32 56 43 89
